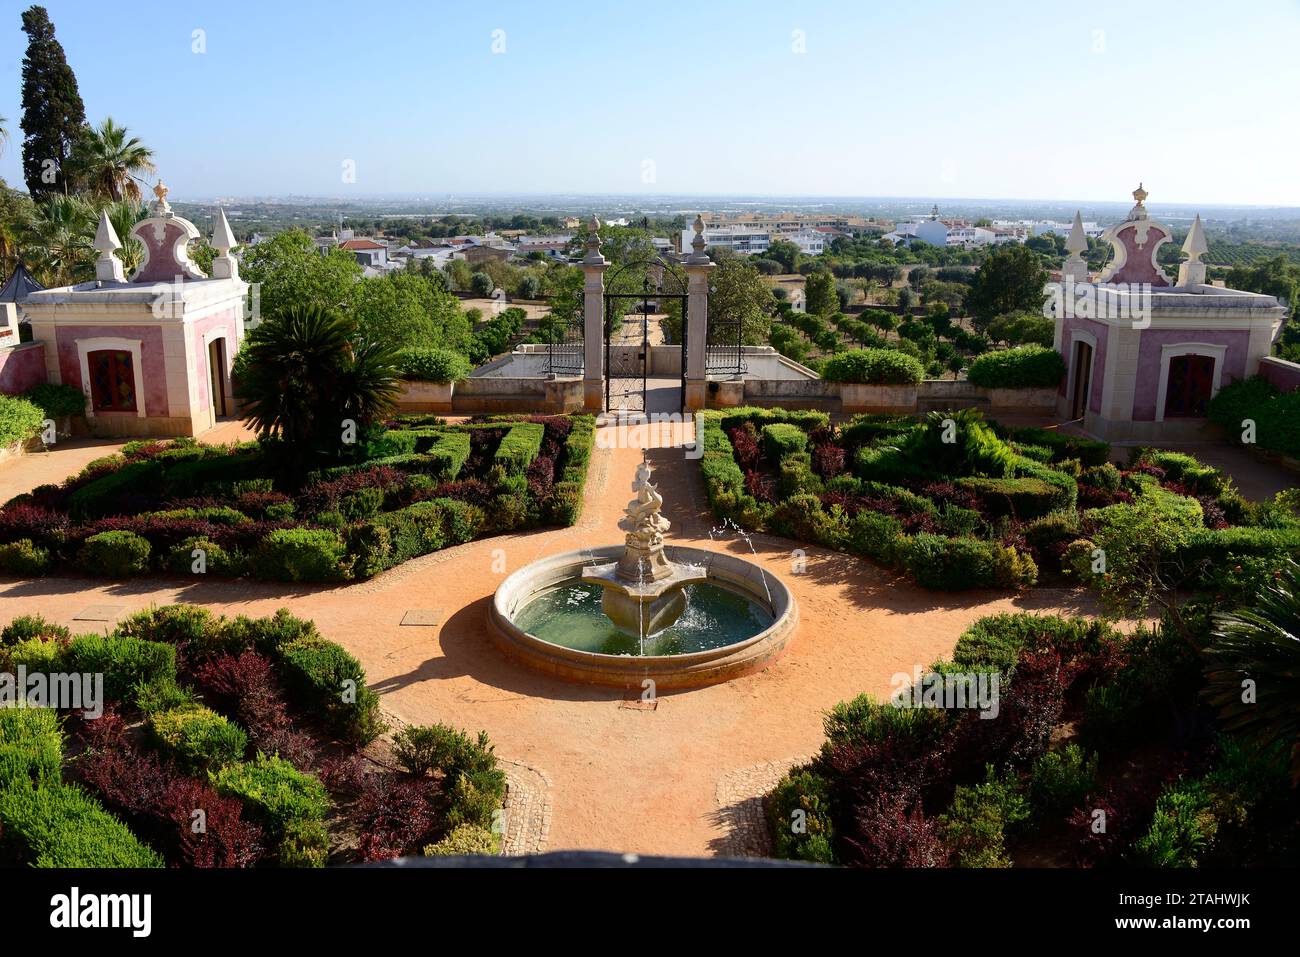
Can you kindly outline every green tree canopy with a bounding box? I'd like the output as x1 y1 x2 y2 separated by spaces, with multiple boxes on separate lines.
351 271 469 352
965 244 1050 331
764 239 802 273
239 229 361 323
19 5 85 199
803 269 838 316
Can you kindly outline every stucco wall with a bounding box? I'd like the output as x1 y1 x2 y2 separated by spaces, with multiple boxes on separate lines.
190 307 240 414
0 343 48 395
55 325 168 416
1132 329 1249 421
1059 315 1109 414
1260 355 1300 394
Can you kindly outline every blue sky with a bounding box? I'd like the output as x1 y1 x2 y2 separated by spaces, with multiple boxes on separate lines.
1 0 1298 204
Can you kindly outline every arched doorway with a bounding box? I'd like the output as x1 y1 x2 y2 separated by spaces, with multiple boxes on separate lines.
207 335 229 419
1163 353 1215 418
1069 339 1093 421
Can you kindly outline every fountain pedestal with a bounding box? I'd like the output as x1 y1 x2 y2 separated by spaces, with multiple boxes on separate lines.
580 461 707 638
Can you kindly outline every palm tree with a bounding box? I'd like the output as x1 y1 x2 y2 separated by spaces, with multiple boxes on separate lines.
0 115 8 156
19 192 97 287
102 198 148 274
234 305 400 460
67 118 156 202
1203 560 1300 785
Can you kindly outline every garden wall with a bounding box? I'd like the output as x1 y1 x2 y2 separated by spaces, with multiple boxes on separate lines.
1259 355 1300 394
395 376 585 414
727 378 1058 415
0 342 47 396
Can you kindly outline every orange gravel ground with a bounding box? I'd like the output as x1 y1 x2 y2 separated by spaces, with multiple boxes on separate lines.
0 415 1124 856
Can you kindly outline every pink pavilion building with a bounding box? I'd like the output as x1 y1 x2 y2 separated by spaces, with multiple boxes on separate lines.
1050 185 1289 441
18 183 247 438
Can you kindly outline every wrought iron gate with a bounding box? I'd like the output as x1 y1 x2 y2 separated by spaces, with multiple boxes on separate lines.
544 290 584 377
603 257 687 414
705 294 747 377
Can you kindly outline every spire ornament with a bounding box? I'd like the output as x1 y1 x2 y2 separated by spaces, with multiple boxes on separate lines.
93 210 126 283
1177 213 1209 286
1061 210 1089 283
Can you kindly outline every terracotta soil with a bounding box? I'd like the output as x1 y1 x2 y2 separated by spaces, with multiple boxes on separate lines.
2 416 1288 856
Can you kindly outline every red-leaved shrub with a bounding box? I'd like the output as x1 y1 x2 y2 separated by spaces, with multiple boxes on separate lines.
351 774 442 862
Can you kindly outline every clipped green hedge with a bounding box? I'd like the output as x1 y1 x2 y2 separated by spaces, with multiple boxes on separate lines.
951 612 1122 675
1005 426 1110 467
957 476 1064 519
767 766 836 863
275 637 383 744
0 708 63 787
550 415 596 525
396 347 472 383
65 632 177 705
0 538 52 577
253 528 349 582
148 705 248 773
68 461 163 519
898 534 1038 591
0 394 44 448
0 708 162 868
820 348 925 385
424 823 500 857
23 383 86 419
211 754 330 864
77 530 152 577
1209 376 1300 458
967 345 1066 389
493 423 544 474
0 777 165 867
717 406 830 434
761 422 809 461
424 431 472 480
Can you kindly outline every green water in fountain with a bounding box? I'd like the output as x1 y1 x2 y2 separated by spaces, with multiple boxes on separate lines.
514 580 775 656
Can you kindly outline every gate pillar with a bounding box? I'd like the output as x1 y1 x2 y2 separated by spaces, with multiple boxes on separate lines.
580 216 607 412
683 215 713 412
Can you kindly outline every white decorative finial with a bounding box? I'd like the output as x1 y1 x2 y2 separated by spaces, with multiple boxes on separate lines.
1066 211 1087 256
1182 213 1207 262
1061 210 1089 283
209 207 240 281
93 210 125 283
1177 213 1209 286
211 207 237 253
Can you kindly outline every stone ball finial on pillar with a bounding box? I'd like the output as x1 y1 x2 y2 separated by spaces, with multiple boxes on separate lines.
687 214 710 265
583 215 605 265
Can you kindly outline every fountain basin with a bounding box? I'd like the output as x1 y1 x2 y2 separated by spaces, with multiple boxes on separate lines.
580 558 708 636
488 544 797 690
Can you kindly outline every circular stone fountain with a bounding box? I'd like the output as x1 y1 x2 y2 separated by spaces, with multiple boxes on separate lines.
488 462 797 690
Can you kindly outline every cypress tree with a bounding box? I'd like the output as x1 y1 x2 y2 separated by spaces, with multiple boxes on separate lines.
19 5 86 200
